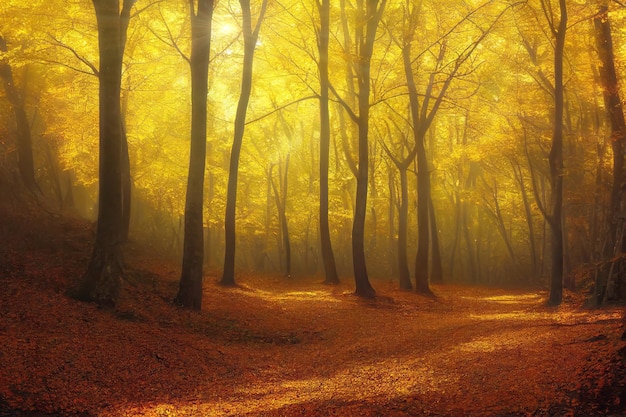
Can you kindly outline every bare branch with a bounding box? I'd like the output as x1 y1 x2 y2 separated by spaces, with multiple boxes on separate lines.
148 6 190 65
328 82 359 123
252 0 269 40
131 0 166 19
47 34 99 76
245 95 319 125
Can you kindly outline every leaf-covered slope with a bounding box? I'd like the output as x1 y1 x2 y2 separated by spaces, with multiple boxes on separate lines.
0 203 625 416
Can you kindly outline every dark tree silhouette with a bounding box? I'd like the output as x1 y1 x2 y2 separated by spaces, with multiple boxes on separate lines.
176 0 215 310
221 0 268 286
0 35 38 192
381 126 415 290
316 0 339 285
546 0 567 306
594 2 626 247
72 0 135 307
351 0 387 298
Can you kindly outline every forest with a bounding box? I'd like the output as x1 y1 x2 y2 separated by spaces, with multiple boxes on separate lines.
1 0 626 415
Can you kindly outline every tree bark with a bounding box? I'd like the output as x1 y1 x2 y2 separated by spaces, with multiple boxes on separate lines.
0 36 37 192
414 133 432 294
429 196 444 284
317 0 339 284
381 135 414 290
177 0 214 310
271 159 291 277
221 0 267 286
72 0 129 307
594 3 626 249
120 121 131 241
402 41 432 295
397 168 412 289
387 170 398 276
119 0 133 242
351 0 386 299
547 0 567 306
512 159 539 283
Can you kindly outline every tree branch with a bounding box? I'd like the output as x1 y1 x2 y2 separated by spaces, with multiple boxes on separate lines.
328 82 358 123
245 95 319 125
48 34 99 76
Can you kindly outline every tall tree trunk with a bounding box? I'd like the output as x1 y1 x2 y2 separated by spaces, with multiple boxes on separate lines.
204 172 215 267
397 168 412 289
381 136 414 289
462 198 477 283
402 41 432 295
72 0 131 307
0 36 37 192
483 180 519 269
515 160 539 282
429 196 444 284
387 169 398 276
547 0 567 306
317 0 339 284
351 0 386 299
177 0 214 310
414 134 431 294
271 158 291 277
120 121 131 241
221 0 268 286
119 0 134 242
449 190 462 280
594 3 626 249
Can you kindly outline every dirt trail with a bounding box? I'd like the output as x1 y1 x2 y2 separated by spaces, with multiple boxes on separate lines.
1 205 625 416
170 279 624 417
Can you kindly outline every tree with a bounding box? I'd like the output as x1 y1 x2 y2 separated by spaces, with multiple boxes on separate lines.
593 1 626 302
316 0 340 284
0 0 613 294
176 0 215 310
396 1 504 294
72 0 135 307
401 26 434 295
381 122 415 290
348 0 387 298
594 1 626 243
544 0 567 306
221 0 269 286
270 156 291 276
0 35 38 191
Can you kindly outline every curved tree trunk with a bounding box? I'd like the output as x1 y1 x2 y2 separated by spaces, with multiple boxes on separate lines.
177 0 214 310
221 0 268 286
351 0 386 299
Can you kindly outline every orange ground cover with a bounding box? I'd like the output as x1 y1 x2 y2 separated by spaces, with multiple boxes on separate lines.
0 206 625 416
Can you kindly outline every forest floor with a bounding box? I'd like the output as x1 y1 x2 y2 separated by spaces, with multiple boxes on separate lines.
1 202 626 417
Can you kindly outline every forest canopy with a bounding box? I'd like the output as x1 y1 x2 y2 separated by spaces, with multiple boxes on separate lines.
1 0 626 301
